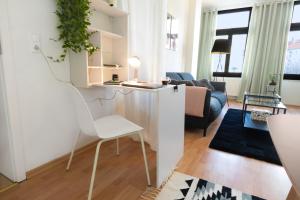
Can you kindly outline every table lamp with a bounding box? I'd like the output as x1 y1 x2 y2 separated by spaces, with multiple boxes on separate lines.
128 56 141 82
211 39 231 81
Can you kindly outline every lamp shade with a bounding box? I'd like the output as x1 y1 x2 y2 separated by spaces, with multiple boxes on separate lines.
128 56 141 68
211 39 231 54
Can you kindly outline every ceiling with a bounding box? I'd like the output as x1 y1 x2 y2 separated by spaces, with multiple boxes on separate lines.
202 0 271 10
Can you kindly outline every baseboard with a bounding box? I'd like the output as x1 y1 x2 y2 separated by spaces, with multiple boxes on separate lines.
26 140 99 179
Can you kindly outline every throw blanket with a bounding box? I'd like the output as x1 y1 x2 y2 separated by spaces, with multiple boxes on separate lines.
185 86 207 117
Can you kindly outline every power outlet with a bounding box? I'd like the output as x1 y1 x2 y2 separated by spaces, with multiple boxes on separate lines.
31 34 40 53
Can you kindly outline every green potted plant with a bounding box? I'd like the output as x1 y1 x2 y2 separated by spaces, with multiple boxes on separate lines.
269 74 277 86
49 0 99 62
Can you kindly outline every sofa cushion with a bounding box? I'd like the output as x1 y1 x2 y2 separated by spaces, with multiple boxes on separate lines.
166 72 183 80
211 91 227 107
209 97 222 122
193 79 215 91
170 80 194 86
178 73 195 81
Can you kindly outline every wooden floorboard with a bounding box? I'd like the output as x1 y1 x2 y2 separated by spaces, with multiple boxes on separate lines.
1 100 298 200
0 174 15 193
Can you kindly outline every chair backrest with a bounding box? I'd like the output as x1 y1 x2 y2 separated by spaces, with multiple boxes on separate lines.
67 84 97 136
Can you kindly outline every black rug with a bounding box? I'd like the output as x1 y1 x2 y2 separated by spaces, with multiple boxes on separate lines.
209 109 281 165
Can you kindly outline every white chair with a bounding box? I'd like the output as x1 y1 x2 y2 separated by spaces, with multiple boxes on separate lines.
66 84 151 200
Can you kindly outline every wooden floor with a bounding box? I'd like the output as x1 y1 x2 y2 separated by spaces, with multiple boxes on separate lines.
0 174 14 192
1 100 298 200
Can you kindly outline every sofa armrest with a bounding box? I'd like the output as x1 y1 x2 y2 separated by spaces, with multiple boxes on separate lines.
203 89 211 116
210 81 226 93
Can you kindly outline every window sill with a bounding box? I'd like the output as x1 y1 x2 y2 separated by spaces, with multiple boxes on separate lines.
283 74 300 80
213 72 242 78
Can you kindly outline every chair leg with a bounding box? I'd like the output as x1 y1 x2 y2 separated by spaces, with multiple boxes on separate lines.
88 140 105 200
116 138 120 155
138 132 151 186
66 131 81 171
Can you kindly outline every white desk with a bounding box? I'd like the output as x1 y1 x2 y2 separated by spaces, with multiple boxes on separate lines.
80 84 185 187
267 115 300 199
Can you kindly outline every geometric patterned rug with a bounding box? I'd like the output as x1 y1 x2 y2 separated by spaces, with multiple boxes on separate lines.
153 172 265 200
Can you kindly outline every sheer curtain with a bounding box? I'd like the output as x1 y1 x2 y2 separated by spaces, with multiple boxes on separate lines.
197 10 217 80
120 0 167 150
238 0 294 99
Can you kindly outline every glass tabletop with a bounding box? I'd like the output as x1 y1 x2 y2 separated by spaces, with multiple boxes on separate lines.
245 99 287 109
244 91 281 99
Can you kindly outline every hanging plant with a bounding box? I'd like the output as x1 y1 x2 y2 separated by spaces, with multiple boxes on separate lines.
49 0 99 62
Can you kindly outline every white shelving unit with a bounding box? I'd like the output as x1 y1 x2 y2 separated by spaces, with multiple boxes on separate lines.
90 0 127 17
70 0 129 88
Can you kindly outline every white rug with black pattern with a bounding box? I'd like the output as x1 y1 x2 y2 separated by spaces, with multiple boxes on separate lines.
156 172 265 200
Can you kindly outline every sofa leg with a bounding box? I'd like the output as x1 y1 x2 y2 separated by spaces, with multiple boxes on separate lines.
203 128 207 137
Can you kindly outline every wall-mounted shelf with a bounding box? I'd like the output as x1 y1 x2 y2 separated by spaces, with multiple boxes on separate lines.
88 66 102 69
101 30 123 39
90 0 128 17
70 1 129 88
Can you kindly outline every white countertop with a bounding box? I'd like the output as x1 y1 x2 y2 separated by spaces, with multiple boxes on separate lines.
91 83 180 93
267 114 300 196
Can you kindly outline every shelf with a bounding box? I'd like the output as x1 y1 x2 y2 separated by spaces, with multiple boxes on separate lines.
89 82 102 86
88 28 123 39
90 0 128 17
102 66 128 69
88 66 102 69
101 30 123 39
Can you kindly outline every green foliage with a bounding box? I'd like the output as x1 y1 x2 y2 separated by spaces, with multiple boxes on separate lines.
50 0 99 62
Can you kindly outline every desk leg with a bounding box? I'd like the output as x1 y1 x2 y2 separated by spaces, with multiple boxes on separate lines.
287 186 300 200
284 109 287 114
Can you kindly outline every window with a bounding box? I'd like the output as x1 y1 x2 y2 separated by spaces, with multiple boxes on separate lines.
213 8 251 78
284 2 300 80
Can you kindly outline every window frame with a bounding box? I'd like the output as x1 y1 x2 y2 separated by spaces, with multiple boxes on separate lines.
213 7 252 78
284 1 300 80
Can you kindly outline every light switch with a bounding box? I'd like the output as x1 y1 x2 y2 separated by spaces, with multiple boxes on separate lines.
31 34 40 53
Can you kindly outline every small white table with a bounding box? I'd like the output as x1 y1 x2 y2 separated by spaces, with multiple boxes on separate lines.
267 115 300 200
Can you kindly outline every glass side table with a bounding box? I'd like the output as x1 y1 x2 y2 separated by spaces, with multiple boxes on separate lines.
242 92 287 131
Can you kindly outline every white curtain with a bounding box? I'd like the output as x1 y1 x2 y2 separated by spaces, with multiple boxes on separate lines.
238 0 294 99
120 0 167 150
197 10 217 80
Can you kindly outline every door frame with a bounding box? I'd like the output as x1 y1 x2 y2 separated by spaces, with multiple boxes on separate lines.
0 0 27 182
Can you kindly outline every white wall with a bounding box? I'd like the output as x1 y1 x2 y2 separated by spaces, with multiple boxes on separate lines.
184 0 202 77
281 80 300 106
221 77 300 106
165 0 188 72
165 0 202 76
1 0 103 172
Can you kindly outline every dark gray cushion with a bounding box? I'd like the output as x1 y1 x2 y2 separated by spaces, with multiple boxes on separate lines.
210 81 226 92
211 91 227 107
193 79 215 91
170 80 194 86
178 73 195 81
166 72 183 80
